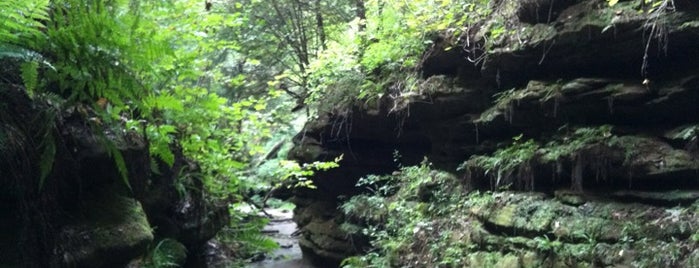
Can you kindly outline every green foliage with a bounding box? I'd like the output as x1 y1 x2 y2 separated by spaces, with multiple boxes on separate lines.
306 34 368 109
276 155 343 189
666 124 699 145
460 135 539 190
533 235 563 253
141 239 187 268
40 0 158 103
360 0 488 72
461 126 618 191
0 0 49 48
305 0 492 110
340 161 467 267
0 1 52 95
20 61 39 94
542 125 614 162
3 0 303 260
98 131 131 189
36 129 55 189
0 0 504 264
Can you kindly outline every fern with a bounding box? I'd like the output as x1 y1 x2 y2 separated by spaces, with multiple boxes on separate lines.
20 61 39 93
0 44 42 61
94 126 131 190
30 94 62 190
40 0 168 104
0 0 50 48
142 239 186 268
0 44 51 90
147 124 177 167
227 225 278 253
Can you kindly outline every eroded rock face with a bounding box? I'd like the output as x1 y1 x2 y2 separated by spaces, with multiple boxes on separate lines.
288 0 699 265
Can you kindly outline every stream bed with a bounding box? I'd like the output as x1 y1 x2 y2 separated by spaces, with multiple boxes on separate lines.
247 209 315 268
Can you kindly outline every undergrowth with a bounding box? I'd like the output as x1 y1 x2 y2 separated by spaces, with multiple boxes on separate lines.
339 158 699 267
340 161 471 267
140 239 187 268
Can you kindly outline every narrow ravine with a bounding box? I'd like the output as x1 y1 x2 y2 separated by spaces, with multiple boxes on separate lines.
248 209 315 268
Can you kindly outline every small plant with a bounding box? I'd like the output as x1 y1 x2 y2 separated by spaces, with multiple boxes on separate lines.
534 235 563 254
462 126 618 191
542 125 613 162
460 134 540 190
141 239 187 268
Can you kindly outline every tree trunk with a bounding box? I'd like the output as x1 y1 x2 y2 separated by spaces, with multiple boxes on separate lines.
315 0 327 50
354 0 366 31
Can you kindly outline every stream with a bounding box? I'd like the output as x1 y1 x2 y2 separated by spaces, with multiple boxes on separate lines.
247 209 315 268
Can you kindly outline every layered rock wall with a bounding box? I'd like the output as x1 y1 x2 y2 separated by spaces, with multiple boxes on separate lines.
288 0 699 265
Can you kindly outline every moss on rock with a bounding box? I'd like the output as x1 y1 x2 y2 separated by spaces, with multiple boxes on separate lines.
59 192 153 267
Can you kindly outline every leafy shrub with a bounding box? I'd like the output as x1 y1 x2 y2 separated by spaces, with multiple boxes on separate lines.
461 135 539 190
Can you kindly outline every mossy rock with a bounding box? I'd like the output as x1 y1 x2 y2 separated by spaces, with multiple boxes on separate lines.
495 253 521 268
59 192 153 267
554 190 587 206
519 251 546 268
471 192 566 234
288 142 325 163
466 251 505 267
303 219 355 252
612 190 699 206
471 191 699 242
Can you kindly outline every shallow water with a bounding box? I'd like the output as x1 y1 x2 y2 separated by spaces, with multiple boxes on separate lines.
247 209 315 268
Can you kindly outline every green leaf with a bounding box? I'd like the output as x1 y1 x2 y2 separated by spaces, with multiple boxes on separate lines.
111 146 132 190
20 60 39 94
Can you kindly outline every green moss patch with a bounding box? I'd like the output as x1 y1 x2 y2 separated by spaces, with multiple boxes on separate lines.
58 192 153 267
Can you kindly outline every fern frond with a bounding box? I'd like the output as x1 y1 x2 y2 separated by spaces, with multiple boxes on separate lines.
0 44 42 61
232 228 278 252
94 126 132 190
106 139 132 190
29 94 61 191
0 0 49 49
20 61 39 94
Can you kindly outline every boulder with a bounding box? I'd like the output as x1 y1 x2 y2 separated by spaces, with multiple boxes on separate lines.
59 193 153 268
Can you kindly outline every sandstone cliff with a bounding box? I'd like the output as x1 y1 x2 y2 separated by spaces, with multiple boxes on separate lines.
288 0 699 266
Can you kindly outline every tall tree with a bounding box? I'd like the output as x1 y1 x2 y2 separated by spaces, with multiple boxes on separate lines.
219 0 354 103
